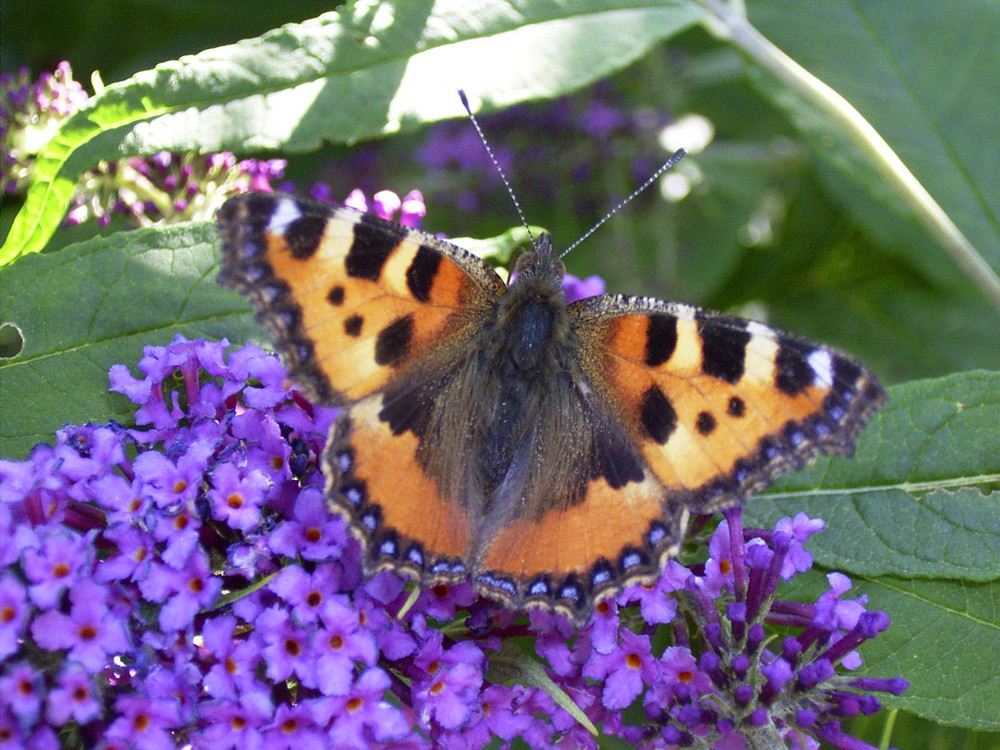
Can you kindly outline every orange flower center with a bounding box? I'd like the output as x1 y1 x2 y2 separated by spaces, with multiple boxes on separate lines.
78 625 98 642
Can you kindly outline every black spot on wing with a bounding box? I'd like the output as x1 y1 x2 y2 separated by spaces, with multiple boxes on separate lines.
698 316 750 384
375 315 414 367
727 396 746 418
344 315 363 337
645 314 678 367
775 342 815 395
640 386 677 444
696 411 716 435
285 215 327 260
407 245 442 302
327 285 345 306
346 217 407 280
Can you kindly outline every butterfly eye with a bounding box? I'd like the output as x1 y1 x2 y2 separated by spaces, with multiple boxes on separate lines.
510 237 565 281
511 248 537 274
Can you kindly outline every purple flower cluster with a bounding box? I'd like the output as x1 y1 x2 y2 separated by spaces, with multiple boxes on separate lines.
0 332 579 748
1 61 89 194
0 332 909 749
1 61 287 229
63 151 289 229
629 511 911 749
413 81 671 216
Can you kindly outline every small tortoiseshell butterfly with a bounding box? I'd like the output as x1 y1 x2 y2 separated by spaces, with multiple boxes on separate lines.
218 182 883 626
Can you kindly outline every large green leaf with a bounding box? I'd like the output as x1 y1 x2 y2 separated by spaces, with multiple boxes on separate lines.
780 570 1000 732
0 223 261 458
746 371 1000 730
0 0 702 264
747 371 1000 577
868 575 1000 731
748 0 999 283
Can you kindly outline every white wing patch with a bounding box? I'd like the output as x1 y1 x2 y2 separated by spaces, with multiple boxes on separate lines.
808 349 834 386
268 198 303 235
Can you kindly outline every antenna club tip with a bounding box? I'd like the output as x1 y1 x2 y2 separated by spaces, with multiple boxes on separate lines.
458 89 470 110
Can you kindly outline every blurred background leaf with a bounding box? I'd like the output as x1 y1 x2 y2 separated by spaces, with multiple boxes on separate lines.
0 0 704 260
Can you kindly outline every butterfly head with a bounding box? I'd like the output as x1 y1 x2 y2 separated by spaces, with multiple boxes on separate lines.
510 232 566 293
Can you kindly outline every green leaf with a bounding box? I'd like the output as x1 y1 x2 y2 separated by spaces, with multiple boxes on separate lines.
214 571 278 609
866 576 1000 732
453 225 546 271
748 0 1000 285
0 222 260 459
747 371 1000 579
749 0 1000 270
745 372 1000 730
780 570 1000 732
0 0 703 264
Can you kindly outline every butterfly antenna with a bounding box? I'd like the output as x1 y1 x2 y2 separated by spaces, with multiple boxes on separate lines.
458 90 534 242
561 148 687 258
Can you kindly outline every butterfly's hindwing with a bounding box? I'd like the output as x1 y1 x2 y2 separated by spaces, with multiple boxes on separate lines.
325 392 473 583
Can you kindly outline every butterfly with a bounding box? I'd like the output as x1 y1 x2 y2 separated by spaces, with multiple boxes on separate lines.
217 190 884 626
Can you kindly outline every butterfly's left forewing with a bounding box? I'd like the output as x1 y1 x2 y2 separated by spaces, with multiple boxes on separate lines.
218 192 504 406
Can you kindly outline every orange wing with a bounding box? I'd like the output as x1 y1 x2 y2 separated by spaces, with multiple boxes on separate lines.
475 467 689 623
326 392 475 583
219 192 509 590
218 192 505 406
457 296 883 625
572 294 885 516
